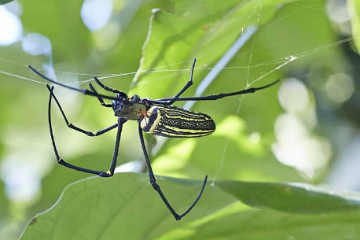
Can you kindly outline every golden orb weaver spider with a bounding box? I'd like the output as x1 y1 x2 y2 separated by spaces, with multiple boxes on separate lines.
29 59 278 220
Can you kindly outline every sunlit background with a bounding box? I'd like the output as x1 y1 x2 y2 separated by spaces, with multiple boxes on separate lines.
0 0 359 238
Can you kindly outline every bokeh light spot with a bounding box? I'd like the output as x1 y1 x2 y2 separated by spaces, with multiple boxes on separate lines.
81 0 113 32
326 0 349 23
325 72 354 105
22 33 52 56
278 78 310 114
1 155 40 203
0 6 23 46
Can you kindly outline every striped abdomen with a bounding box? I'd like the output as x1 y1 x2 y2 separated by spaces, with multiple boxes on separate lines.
140 105 215 138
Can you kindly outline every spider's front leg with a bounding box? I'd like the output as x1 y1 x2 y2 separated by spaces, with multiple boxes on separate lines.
137 123 207 221
89 83 112 108
144 58 196 106
47 85 117 136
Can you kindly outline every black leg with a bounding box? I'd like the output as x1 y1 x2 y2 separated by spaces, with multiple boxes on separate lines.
141 57 278 104
89 83 112 108
47 85 117 136
48 86 126 177
156 79 279 102
138 123 207 221
144 59 197 106
94 77 122 94
29 66 121 101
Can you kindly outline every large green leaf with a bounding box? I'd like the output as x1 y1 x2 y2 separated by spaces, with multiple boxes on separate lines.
170 210 360 240
131 0 295 99
20 173 360 240
29 152 120 216
349 0 360 52
217 180 360 213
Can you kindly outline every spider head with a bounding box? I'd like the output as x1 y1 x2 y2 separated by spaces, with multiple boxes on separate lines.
111 92 128 113
112 93 145 120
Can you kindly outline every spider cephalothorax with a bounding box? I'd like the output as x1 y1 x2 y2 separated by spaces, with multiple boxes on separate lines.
111 93 147 120
112 99 147 120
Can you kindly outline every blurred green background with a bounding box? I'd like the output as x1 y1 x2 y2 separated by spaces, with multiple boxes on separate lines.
1 0 360 239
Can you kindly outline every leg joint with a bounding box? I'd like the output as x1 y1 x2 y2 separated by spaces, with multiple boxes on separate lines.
99 171 113 178
86 131 97 137
151 181 160 191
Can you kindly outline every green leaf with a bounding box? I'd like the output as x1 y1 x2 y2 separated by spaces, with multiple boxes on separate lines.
349 0 360 52
131 0 295 99
0 0 13 5
170 210 360 240
217 180 360 213
20 173 360 240
29 153 119 216
20 173 235 240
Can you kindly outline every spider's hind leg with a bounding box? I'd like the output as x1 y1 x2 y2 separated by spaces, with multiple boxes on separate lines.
138 122 207 220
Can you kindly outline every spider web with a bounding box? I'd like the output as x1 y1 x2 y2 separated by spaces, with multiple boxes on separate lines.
0 0 355 191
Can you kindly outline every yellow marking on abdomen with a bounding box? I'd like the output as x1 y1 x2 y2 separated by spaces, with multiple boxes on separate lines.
149 109 162 133
162 124 214 134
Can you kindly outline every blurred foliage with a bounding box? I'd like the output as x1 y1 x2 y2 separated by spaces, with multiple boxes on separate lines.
349 0 360 52
0 0 359 239
0 0 13 5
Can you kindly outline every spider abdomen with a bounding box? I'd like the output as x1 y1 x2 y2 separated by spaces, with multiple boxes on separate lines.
140 105 215 138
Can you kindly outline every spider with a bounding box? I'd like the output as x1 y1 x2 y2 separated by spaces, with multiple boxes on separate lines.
29 59 278 220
